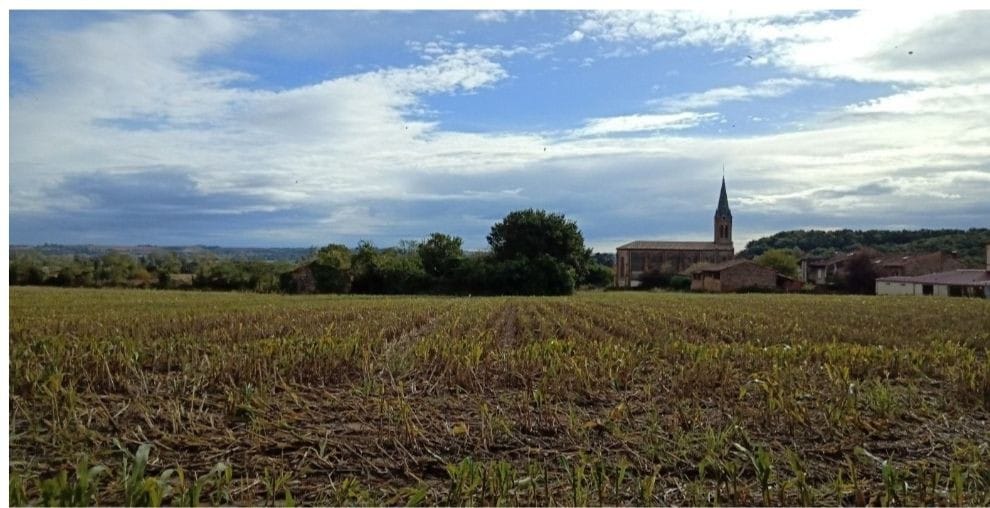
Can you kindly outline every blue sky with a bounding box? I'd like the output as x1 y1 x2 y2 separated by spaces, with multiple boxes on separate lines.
9 10 990 251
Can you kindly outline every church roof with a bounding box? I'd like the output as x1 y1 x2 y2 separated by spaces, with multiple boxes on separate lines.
617 240 728 250
716 177 732 217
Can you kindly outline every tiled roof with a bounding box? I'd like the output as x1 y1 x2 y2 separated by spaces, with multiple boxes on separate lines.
683 259 758 274
703 259 762 272
617 241 729 250
877 270 990 286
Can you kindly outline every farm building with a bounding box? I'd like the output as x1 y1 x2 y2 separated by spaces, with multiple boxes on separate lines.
876 244 990 298
614 177 735 287
876 271 990 297
800 249 963 284
687 259 777 292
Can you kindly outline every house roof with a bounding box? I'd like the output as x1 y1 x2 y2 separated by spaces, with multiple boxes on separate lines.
684 259 765 274
705 259 762 272
877 270 990 286
804 252 851 267
617 240 729 251
806 250 960 273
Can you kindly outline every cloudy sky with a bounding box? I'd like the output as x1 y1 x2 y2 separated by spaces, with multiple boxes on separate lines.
9 9 990 251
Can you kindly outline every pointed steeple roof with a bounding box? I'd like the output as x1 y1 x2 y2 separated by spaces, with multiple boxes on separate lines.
715 177 732 217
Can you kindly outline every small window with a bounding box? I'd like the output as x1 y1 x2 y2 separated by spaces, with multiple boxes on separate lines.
922 284 933 296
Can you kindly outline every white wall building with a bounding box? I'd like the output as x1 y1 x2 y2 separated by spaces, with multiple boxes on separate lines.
876 244 990 298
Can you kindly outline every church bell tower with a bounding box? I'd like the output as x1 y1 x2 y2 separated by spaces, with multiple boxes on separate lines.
714 177 733 245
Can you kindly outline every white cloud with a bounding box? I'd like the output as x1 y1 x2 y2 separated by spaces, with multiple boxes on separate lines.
573 10 990 85
572 112 720 137
844 84 990 115
474 11 508 23
10 12 526 215
654 78 811 110
565 30 585 42
9 11 990 246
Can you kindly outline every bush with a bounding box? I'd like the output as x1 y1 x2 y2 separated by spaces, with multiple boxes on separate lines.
669 275 692 291
350 242 430 294
580 263 613 288
636 270 671 290
487 255 575 296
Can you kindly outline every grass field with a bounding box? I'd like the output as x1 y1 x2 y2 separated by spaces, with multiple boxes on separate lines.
8 286 990 506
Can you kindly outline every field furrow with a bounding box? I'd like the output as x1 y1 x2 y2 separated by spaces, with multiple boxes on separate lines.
8 287 990 506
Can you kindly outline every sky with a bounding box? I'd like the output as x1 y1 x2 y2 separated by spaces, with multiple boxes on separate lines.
8 9 990 251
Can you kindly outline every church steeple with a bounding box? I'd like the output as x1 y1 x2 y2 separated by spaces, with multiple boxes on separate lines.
714 176 733 245
716 176 731 217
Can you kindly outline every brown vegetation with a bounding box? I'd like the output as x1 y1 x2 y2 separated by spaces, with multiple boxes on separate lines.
9 287 990 506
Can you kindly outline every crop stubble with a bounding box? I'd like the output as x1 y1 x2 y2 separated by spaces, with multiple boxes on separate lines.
8 287 990 505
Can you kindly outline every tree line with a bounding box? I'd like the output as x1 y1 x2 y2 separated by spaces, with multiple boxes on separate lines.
10 209 614 296
740 227 990 266
9 249 296 292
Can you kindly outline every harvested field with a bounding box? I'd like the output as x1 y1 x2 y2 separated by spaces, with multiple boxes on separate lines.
8 286 990 506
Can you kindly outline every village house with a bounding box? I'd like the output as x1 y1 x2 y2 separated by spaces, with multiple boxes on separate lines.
801 249 964 285
687 259 778 292
614 177 735 287
876 244 990 298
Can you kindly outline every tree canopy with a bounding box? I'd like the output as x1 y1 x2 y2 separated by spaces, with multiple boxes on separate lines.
418 233 464 277
740 228 990 267
755 249 800 277
487 209 592 275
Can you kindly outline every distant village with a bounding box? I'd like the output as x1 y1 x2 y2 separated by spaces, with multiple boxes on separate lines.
9 176 990 298
613 178 990 298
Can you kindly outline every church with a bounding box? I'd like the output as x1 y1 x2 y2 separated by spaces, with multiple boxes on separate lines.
614 178 735 287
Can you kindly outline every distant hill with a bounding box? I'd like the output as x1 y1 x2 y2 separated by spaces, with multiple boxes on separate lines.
740 228 990 267
9 244 316 263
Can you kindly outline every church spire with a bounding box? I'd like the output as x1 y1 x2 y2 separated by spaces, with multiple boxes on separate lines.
715 176 731 217
714 176 733 245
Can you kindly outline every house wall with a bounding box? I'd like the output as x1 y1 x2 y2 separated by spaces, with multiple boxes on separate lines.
777 276 803 291
800 260 827 284
876 281 919 296
614 250 630 287
721 263 776 292
694 274 721 292
876 282 971 297
691 275 702 291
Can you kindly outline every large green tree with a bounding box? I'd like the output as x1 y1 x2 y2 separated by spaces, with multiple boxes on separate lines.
351 241 428 294
484 209 599 295
835 251 878 294
756 248 800 277
310 244 353 293
487 209 592 275
417 233 464 277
